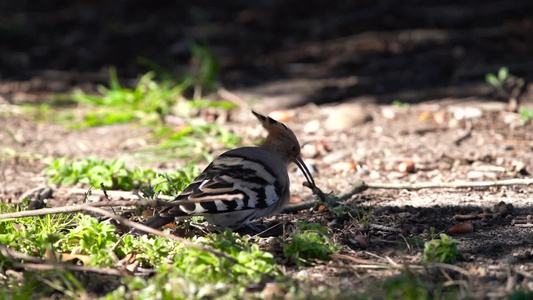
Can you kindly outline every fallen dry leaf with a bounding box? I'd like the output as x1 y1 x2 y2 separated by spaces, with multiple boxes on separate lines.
354 235 370 248
445 223 474 235
44 249 92 265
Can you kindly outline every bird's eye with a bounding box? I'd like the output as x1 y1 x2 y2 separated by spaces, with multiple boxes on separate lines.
291 145 297 152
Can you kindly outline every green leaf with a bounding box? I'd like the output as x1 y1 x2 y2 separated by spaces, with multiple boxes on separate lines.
485 73 499 86
498 67 509 82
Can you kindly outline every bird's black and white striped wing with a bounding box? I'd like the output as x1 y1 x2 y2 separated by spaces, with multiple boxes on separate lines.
162 154 284 218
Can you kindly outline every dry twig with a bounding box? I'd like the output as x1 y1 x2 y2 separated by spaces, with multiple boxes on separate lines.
287 177 531 214
0 199 182 219
0 243 127 276
454 119 473 146
366 178 533 190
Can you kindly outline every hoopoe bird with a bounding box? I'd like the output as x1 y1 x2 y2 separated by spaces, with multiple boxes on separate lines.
142 110 316 230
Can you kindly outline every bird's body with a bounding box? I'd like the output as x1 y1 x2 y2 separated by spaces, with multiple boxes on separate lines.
142 111 315 230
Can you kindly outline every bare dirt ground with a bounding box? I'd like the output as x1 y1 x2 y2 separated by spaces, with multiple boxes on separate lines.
1 99 532 298
1 1 533 298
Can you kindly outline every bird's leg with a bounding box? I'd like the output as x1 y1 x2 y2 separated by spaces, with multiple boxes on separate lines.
241 220 265 233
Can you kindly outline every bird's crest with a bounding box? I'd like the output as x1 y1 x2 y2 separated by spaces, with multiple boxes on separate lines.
251 111 297 141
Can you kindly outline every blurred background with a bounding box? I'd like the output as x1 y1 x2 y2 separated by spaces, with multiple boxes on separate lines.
1 0 532 108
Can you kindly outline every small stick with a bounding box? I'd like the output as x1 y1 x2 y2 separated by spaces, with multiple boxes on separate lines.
11 262 127 277
291 177 530 213
454 119 473 146
366 178 533 191
514 223 533 228
0 199 184 219
453 212 493 221
68 188 174 201
217 88 248 107
0 243 127 276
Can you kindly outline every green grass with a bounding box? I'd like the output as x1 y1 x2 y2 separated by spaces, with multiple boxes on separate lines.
70 68 187 128
17 43 241 163
0 198 476 299
392 100 409 108
283 222 340 266
44 156 200 195
0 196 282 298
141 121 242 162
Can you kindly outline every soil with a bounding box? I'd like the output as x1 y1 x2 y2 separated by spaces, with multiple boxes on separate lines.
1 1 532 299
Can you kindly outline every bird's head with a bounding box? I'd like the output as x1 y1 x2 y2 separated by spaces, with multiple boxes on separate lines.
252 110 316 187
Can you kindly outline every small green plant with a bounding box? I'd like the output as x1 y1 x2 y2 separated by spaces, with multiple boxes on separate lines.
519 107 533 122
422 234 461 264
485 67 524 105
284 222 340 266
485 67 510 87
107 230 279 299
44 157 135 189
44 156 199 194
60 215 119 266
71 68 187 128
392 100 409 108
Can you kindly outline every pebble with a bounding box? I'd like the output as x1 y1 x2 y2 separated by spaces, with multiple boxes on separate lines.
324 104 372 131
453 107 483 120
301 144 318 158
296 270 309 278
433 111 446 124
303 119 320 133
381 108 396 119
398 161 416 173
86 194 103 202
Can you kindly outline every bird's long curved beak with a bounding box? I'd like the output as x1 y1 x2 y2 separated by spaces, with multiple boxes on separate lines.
294 156 316 188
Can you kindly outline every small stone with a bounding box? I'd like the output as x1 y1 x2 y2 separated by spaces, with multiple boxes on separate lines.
296 270 309 278
325 104 372 131
86 194 103 202
433 111 446 124
382 108 396 119
398 161 416 173
303 120 320 133
301 144 318 158
453 107 483 120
